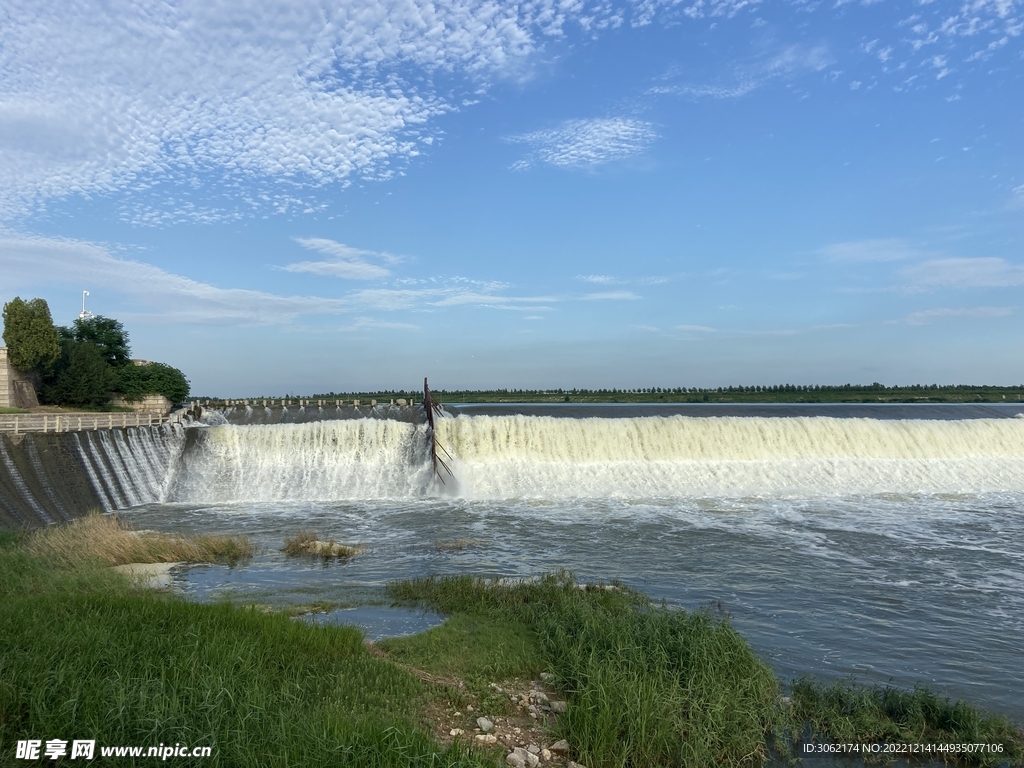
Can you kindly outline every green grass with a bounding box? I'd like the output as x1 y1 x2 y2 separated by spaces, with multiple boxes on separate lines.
788 678 1024 766
389 572 1024 768
380 613 543 716
0 407 30 414
0 535 495 767
389 571 780 768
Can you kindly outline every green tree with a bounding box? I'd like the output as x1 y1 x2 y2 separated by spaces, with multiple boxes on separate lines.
117 362 190 403
2 297 61 372
41 340 118 407
72 315 131 367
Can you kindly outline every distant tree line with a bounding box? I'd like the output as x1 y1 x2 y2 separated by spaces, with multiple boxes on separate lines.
2 297 189 408
201 383 1022 405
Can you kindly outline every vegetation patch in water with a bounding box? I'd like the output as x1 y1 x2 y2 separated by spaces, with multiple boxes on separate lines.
26 511 253 567
283 529 364 559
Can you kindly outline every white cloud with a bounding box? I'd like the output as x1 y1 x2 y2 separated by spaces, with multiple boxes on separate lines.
676 324 716 331
0 231 348 324
632 0 763 25
0 0 626 221
820 238 924 262
582 291 641 300
433 291 557 308
347 285 556 312
576 273 670 286
900 306 1014 324
0 231 554 322
338 317 419 332
657 43 832 100
507 118 658 169
284 238 392 280
903 257 1024 289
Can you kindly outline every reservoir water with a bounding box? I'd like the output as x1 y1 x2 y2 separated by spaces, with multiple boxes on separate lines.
92 403 1024 721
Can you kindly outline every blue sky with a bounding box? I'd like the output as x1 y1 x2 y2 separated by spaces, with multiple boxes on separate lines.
1 0 1022 396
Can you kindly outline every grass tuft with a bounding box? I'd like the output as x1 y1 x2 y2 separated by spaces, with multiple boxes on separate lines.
26 512 254 568
283 530 364 559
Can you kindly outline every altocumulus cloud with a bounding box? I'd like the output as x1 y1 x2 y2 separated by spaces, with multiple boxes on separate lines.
0 0 635 221
507 118 658 170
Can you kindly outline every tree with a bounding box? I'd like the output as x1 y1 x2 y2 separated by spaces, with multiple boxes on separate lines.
2 297 60 372
117 362 190 403
71 315 131 367
41 340 118 407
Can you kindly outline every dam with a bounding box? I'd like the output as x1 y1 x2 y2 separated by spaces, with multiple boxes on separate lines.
3 403 1024 724
4 405 1024 524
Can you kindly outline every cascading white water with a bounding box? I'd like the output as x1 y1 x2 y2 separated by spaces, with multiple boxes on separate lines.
153 414 1024 503
73 425 185 510
436 415 1024 498
166 419 433 503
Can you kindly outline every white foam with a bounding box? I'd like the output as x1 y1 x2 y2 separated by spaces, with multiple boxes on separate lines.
161 415 1024 503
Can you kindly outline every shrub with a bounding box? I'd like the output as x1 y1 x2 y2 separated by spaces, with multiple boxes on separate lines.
117 361 190 403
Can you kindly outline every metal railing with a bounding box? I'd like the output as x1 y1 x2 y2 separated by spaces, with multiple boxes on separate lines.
0 410 184 434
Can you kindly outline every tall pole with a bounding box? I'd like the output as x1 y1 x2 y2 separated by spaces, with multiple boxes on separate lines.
79 290 92 320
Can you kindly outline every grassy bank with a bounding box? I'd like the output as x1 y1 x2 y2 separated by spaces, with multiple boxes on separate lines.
2 525 1021 767
388 572 1024 768
0 525 492 767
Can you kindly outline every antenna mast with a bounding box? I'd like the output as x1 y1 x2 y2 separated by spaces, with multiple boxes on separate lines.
79 290 94 320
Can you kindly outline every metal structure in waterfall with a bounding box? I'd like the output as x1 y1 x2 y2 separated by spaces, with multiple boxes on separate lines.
422 377 454 484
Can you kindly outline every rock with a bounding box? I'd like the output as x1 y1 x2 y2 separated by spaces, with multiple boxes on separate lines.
549 700 568 713
506 753 526 768
526 744 540 754
541 749 552 761
467 704 474 712
539 672 554 681
513 748 540 768
476 716 494 733
531 690 549 703
475 734 497 744
449 728 465 737
568 762 587 768
111 562 183 589
548 740 570 756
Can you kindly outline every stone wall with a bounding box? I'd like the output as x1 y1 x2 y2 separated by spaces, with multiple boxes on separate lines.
110 394 173 415
0 347 40 409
